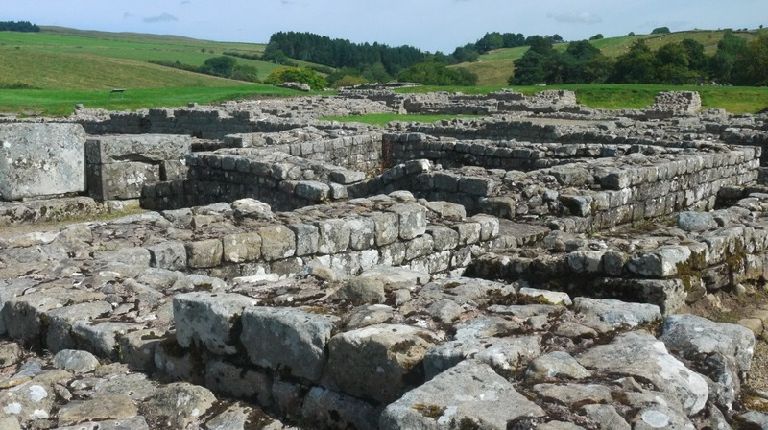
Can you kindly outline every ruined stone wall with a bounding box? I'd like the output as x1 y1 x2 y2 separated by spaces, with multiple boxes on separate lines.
470 193 768 313
85 134 192 201
81 108 300 139
384 132 631 171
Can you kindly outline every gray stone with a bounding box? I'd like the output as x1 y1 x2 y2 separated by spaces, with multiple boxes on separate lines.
574 298 661 328
580 404 630 430
52 350 100 373
677 211 717 232
290 224 320 256
0 123 86 200
222 232 261 263
295 180 330 201
185 239 223 269
317 219 350 253
369 212 399 246
326 323 440 403
525 351 591 382
85 134 191 164
140 383 216 429
257 226 296 261
577 331 708 416
301 387 379 430
148 241 187 271
231 199 274 220
389 203 427 240
379 360 545 430
57 394 137 425
660 314 756 372
53 417 150 430
240 307 338 382
533 383 612 406
174 293 256 355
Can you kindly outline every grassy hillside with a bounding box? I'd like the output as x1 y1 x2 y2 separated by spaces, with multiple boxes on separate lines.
453 30 757 85
0 27 283 89
395 84 768 114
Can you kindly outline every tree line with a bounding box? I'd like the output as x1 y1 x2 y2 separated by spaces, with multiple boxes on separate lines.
0 21 40 33
511 30 768 86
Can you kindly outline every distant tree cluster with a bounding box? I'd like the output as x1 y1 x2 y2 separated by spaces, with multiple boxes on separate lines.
265 67 327 90
450 32 563 63
397 61 478 85
264 32 426 77
0 21 39 33
151 56 261 83
510 30 768 86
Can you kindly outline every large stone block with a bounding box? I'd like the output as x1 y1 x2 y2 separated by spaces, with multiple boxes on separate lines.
0 123 86 201
84 134 192 164
240 307 339 382
87 161 159 201
174 292 256 355
325 323 441 403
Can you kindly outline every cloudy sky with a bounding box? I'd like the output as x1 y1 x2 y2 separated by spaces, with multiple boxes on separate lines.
6 0 766 51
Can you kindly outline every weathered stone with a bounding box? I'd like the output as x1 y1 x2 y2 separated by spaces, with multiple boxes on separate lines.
222 232 261 263
185 239 224 269
379 360 545 429
240 307 338 382
389 203 427 240
140 383 216 429
52 350 100 374
0 123 86 200
174 293 256 355
257 225 296 261
326 323 440 403
577 331 708 416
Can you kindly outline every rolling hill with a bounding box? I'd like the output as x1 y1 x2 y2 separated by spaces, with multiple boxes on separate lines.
0 26 282 89
452 30 757 85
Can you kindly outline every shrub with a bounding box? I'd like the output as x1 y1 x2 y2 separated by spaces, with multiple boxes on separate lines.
397 61 477 85
265 67 327 89
651 27 671 35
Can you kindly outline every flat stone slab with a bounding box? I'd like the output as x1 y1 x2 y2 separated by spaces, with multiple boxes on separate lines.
379 360 545 429
0 123 86 201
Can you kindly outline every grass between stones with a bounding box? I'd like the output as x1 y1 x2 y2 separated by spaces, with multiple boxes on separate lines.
321 113 485 126
395 84 768 114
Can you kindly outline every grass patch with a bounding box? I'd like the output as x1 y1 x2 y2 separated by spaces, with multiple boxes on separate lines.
0 84 319 116
321 113 484 126
395 84 768 114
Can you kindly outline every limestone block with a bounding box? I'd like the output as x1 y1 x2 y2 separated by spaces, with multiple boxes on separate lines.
240 307 339 382
0 123 86 201
325 323 441 403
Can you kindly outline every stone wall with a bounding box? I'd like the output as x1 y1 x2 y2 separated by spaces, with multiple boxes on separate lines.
469 193 768 314
85 134 192 201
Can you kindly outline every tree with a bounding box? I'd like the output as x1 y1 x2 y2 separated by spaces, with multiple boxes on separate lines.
474 33 505 53
710 31 749 83
589 34 604 40
451 45 480 62
361 62 393 83
681 39 708 72
561 40 611 83
651 27 671 35
200 56 236 77
0 21 39 32
732 31 768 85
397 61 477 85
265 67 327 89
610 40 657 83
655 42 700 83
511 37 560 84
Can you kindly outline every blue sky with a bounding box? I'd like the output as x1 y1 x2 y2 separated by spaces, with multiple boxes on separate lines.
6 0 767 51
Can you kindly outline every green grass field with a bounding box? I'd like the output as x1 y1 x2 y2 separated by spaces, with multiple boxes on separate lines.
0 27 285 89
321 113 483 126
395 84 768 113
452 30 757 85
0 85 312 116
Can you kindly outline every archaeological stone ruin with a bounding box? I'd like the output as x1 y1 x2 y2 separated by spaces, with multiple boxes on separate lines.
0 88 767 429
